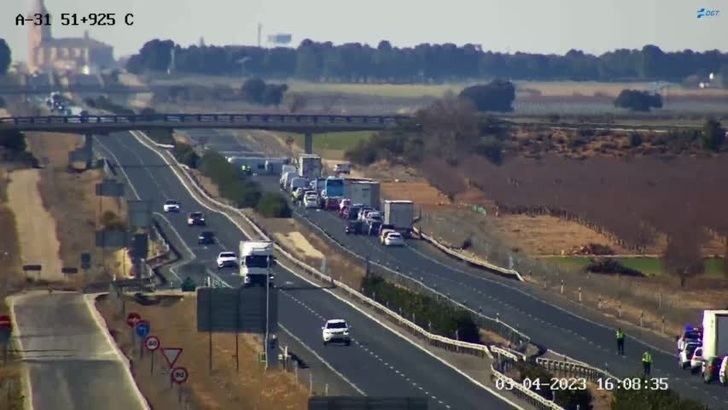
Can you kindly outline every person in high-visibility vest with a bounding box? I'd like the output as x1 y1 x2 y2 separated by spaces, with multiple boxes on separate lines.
616 327 625 355
642 351 653 376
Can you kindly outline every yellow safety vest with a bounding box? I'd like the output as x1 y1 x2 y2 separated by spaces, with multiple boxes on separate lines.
642 352 652 363
616 330 624 340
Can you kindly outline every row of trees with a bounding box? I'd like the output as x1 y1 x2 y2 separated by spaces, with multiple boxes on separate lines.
240 78 288 106
0 38 10 75
127 39 728 83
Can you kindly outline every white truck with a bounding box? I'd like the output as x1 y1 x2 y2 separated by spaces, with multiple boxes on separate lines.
298 154 322 179
239 241 275 286
700 310 728 382
383 200 414 236
345 180 380 209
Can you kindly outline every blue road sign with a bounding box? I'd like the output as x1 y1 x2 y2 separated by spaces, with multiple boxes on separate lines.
135 320 150 338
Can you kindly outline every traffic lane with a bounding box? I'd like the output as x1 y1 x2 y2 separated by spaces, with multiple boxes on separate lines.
296 207 728 407
274 268 513 410
12 292 146 410
111 133 516 409
106 133 246 262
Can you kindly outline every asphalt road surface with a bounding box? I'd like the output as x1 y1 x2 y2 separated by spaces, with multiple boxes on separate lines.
94 131 518 410
10 291 148 410
158 127 728 408
292 202 728 409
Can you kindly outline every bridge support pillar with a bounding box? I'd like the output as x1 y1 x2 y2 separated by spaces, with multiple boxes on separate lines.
83 133 94 169
304 131 313 154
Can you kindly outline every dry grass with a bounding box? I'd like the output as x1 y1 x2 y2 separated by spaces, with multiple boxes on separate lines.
25 132 123 278
97 295 309 410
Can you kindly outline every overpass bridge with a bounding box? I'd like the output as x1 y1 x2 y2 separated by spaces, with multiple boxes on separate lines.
0 113 408 161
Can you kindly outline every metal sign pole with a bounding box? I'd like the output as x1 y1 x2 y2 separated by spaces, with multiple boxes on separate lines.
150 351 154 375
208 287 213 373
236 287 240 373
265 264 270 370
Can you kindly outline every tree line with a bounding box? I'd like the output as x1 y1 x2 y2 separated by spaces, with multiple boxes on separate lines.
127 39 728 83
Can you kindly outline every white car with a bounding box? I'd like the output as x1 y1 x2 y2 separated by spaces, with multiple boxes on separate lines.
679 342 700 369
216 252 237 269
383 231 405 246
303 194 318 208
322 319 351 345
719 356 728 385
379 228 396 244
163 199 180 213
690 346 704 374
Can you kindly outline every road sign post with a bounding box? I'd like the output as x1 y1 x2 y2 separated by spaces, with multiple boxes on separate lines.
135 320 150 358
144 336 160 375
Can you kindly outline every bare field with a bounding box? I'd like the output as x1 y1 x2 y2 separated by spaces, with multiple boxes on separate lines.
97 295 308 410
6 169 63 281
26 131 122 278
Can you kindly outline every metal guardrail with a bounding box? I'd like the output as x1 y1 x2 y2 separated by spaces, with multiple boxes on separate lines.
0 113 408 132
490 365 564 410
133 130 492 358
535 357 614 382
293 210 531 351
413 226 524 281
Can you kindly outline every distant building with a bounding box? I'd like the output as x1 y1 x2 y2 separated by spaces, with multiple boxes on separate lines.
267 33 293 47
27 0 115 73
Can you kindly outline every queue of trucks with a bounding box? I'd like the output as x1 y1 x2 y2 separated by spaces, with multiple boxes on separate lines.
677 309 728 384
279 154 415 245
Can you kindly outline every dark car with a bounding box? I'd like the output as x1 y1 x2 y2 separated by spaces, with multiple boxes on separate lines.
345 205 362 221
345 221 364 235
198 231 215 245
187 212 206 226
368 221 382 236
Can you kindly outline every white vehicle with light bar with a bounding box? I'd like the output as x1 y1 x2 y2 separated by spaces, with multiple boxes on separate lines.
239 241 275 286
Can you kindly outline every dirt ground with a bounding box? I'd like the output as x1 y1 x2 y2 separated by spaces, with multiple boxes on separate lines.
274 231 324 260
97 294 308 410
25 131 123 277
6 169 64 281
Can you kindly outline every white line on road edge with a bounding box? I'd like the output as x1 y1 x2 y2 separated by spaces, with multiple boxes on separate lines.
130 129 524 409
152 212 193 283
279 324 366 396
7 295 34 410
94 138 141 200
84 293 151 410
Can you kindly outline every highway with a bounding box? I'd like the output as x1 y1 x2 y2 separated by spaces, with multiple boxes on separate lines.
94 131 519 410
9 291 148 410
292 204 728 408
168 127 728 408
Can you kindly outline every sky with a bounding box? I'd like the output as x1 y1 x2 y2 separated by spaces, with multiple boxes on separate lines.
1 0 726 62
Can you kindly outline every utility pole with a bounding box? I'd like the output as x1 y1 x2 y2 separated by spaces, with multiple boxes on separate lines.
264 260 270 370
257 23 262 48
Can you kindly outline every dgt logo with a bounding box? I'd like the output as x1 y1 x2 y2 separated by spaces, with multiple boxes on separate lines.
697 8 720 18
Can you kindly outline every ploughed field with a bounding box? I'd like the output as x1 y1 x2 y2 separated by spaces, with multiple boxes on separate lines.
422 154 728 255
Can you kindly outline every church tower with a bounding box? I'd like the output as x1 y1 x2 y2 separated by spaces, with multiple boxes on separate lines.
28 0 52 71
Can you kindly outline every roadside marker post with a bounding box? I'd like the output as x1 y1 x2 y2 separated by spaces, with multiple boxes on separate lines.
144 336 160 374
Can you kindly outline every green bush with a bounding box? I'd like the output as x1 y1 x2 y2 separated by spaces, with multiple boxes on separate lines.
172 142 199 168
199 151 262 209
701 118 725 152
144 129 174 145
0 130 27 151
362 275 481 343
256 192 292 218
629 132 643 147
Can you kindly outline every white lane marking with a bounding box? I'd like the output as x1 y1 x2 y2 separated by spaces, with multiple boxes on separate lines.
152 212 194 283
94 138 141 200
279 324 365 396
407 243 673 355
131 130 524 409
113 136 170 199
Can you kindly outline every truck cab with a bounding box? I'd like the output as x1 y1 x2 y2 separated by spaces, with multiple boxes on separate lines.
239 241 275 286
